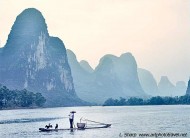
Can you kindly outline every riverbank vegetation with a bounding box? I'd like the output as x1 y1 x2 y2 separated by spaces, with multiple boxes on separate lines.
103 96 190 106
0 85 46 109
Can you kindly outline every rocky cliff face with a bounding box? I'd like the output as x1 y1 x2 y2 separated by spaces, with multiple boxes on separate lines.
138 68 159 96
0 8 85 106
67 50 146 104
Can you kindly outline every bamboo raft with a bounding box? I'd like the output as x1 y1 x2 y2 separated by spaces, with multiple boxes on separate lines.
39 118 111 132
39 124 111 132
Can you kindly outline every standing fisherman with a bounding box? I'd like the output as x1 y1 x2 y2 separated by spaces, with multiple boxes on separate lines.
68 111 76 128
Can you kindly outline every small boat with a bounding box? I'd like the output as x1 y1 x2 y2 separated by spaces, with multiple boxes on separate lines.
39 124 111 132
39 118 111 132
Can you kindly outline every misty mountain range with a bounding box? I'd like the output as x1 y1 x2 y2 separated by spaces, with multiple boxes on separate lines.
67 49 187 103
0 8 187 106
67 50 146 103
158 76 186 96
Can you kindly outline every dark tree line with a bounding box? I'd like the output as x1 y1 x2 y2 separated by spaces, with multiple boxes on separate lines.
0 85 46 109
103 95 190 106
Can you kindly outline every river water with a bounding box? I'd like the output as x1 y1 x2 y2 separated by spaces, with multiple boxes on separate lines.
0 105 189 138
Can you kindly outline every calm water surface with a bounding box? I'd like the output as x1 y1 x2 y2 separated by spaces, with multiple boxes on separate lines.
0 105 189 138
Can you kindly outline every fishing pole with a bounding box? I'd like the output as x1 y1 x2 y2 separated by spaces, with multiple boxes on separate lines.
81 118 108 125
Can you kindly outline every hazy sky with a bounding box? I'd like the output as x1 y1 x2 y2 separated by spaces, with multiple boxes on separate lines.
0 0 190 84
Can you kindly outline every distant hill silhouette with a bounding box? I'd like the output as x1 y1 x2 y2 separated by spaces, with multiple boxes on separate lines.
67 49 146 104
138 68 159 96
158 76 186 96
